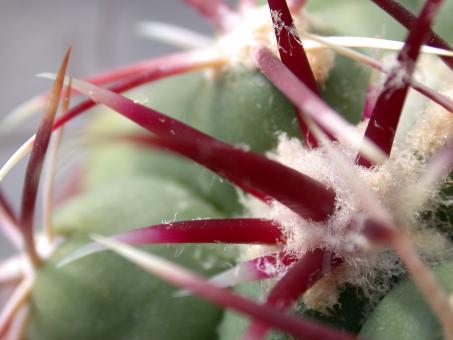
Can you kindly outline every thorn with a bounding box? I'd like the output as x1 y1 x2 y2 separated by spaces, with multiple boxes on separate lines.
254 45 387 164
124 134 335 221
0 50 225 185
302 33 453 114
92 235 357 340
243 249 340 339
371 0 453 71
357 0 445 167
58 218 283 268
184 0 239 32
206 252 297 288
267 0 323 147
303 35 453 56
39 76 336 220
4 304 30 340
0 257 24 286
136 21 212 49
1 49 223 129
0 277 33 338
391 229 453 338
42 78 72 243
20 47 71 267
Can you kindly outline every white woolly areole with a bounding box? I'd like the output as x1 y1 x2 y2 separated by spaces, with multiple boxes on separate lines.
241 85 453 309
212 5 334 83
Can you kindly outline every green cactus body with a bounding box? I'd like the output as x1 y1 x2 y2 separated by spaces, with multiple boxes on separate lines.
360 262 453 340
29 69 300 340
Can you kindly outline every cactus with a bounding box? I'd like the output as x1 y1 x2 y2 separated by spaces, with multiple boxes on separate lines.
1 0 453 339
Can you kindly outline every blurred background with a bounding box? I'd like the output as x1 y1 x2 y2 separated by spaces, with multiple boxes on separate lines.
0 0 212 256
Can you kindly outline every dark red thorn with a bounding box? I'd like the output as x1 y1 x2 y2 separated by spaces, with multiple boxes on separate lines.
267 0 321 147
53 73 336 221
267 0 319 95
255 46 382 162
363 84 378 120
53 53 213 130
52 59 332 213
125 134 336 222
267 0 318 93
98 237 358 340
115 218 284 245
371 0 453 71
184 0 238 32
108 132 268 205
0 189 17 226
207 252 298 288
86 50 222 87
20 48 71 265
243 249 342 339
357 0 444 168
250 251 298 276
64 76 336 221
18 50 220 119
59 219 284 268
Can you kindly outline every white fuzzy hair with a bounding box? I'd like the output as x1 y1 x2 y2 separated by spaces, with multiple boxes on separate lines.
241 66 453 309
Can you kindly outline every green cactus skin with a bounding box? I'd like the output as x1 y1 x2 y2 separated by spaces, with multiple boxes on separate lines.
360 262 453 340
29 177 227 340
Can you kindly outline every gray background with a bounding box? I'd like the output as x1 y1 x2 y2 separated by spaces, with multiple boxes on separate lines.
0 0 212 256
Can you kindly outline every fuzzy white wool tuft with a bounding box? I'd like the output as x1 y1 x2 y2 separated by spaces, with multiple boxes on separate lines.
241 84 453 308
213 5 334 83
